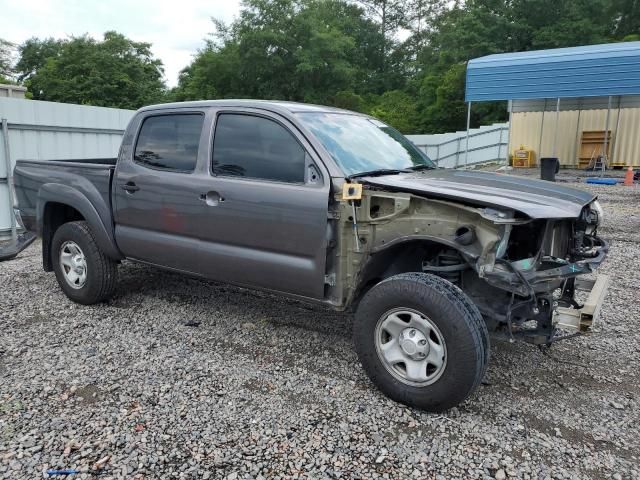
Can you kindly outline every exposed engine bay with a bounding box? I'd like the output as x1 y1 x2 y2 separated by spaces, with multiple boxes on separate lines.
331 188 608 345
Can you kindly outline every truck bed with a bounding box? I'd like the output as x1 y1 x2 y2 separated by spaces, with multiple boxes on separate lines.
42 158 118 166
13 158 116 235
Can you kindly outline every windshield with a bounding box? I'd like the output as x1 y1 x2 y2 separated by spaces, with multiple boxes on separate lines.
296 113 435 176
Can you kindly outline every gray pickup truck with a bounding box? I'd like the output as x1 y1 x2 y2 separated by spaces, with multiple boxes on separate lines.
13 100 609 412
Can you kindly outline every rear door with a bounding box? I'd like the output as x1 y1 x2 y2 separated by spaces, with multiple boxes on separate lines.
196 109 330 299
113 110 209 273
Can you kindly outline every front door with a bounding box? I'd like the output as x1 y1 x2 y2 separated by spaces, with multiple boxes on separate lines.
197 110 330 299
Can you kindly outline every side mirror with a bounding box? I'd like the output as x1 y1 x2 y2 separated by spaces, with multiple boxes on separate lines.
305 152 322 185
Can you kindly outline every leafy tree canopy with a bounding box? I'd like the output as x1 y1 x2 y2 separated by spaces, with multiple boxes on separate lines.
172 0 637 133
0 38 15 81
174 0 386 104
15 38 64 83
8 0 640 132
16 32 165 109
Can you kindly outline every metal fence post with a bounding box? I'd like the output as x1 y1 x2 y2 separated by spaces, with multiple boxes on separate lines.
1 118 17 242
505 100 513 168
602 96 612 176
464 102 472 168
610 96 622 165
538 100 546 160
552 98 561 158
573 99 582 167
407 124 511 169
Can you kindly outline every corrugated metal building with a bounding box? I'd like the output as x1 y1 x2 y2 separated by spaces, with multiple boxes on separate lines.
466 42 640 168
510 96 640 167
0 97 134 236
466 42 640 101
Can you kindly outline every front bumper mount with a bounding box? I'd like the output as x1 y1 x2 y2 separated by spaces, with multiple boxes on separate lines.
553 274 610 332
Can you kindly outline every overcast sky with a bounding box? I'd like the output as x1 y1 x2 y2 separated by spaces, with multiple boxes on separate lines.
1 0 243 87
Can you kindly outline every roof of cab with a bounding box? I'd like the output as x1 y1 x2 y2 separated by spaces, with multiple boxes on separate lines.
138 99 356 115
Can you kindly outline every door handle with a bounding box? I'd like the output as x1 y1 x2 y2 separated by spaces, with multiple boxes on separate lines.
200 191 224 206
122 182 140 193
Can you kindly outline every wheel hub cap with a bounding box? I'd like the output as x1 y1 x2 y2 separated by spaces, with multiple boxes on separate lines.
59 241 87 289
399 328 429 360
374 308 447 387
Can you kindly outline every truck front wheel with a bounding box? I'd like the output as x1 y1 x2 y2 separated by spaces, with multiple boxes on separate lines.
354 273 489 412
51 221 118 305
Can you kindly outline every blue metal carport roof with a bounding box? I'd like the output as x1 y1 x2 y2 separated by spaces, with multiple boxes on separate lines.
465 42 640 102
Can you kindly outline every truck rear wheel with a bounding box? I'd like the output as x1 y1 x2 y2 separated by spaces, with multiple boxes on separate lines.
354 272 489 412
51 221 117 305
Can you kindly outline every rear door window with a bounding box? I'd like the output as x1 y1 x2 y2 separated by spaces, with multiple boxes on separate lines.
134 114 204 172
212 113 306 183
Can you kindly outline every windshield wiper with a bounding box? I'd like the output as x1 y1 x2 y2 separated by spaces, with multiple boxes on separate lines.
407 164 435 171
348 168 411 179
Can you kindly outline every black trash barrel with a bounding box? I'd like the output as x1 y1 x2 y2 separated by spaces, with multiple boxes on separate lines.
540 157 559 182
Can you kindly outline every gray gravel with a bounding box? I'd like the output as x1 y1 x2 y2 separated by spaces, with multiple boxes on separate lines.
1 180 639 479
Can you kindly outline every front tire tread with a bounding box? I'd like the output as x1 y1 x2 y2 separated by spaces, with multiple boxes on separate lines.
354 272 489 412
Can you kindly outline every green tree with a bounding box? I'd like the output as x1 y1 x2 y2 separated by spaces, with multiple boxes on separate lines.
611 0 640 38
173 0 386 103
510 0 612 49
355 0 410 90
369 90 420 133
21 32 165 109
405 0 445 50
0 38 15 81
412 0 628 132
331 90 367 112
355 0 405 55
15 38 64 82
417 63 467 133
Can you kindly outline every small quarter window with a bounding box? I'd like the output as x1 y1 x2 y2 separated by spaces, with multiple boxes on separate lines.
212 114 306 183
134 114 204 172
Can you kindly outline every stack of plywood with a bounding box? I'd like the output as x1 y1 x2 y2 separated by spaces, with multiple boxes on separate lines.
578 130 612 168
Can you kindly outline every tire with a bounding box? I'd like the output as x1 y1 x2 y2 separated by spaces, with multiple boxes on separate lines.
354 272 489 412
51 221 118 305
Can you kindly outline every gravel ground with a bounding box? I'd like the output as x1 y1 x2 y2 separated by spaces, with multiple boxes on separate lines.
1 180 639 480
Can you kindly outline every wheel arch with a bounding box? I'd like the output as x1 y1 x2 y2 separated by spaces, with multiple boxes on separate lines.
351 238 473 310
38 184 123 271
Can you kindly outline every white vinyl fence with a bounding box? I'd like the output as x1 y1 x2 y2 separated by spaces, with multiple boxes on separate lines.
407 122 509 168
0 98 134 236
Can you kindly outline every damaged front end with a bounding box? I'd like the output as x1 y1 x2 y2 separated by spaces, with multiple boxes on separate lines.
335 187 609 347
475 201 609 344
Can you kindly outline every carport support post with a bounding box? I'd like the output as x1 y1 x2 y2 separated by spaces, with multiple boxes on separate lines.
602 95 612 176
1 118 17 243
552 98 560 158
505 100 513 169
610 96 622 166
538 100 546 160
464 101 471 168
573 99 582 168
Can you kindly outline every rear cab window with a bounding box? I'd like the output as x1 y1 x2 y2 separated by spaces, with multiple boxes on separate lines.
134 114 204 172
